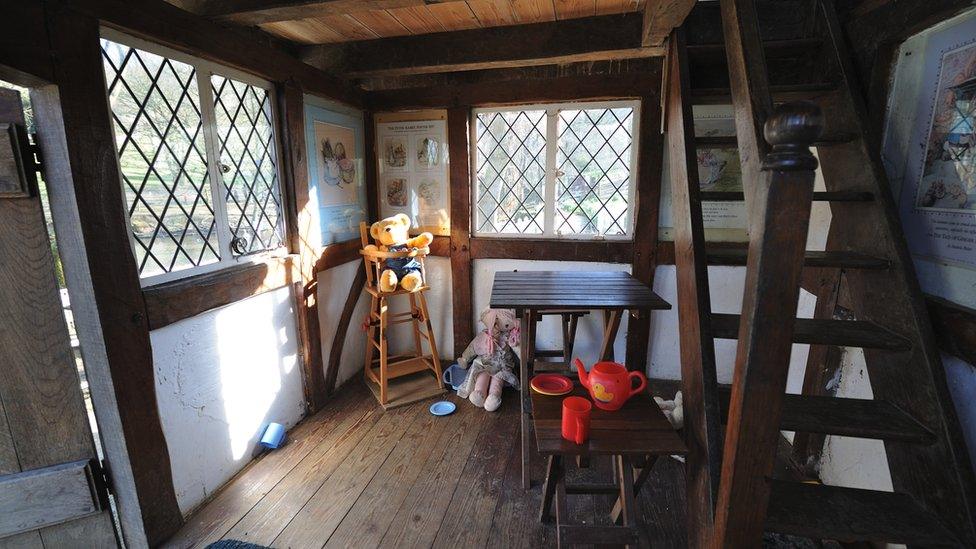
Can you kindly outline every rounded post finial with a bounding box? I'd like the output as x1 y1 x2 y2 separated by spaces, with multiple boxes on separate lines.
761 101 824 172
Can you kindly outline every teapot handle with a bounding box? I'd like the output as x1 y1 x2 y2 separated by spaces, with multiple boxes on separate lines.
628 371 647 398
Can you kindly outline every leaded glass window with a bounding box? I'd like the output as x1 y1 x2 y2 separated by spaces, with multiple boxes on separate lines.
556 107 634 236
212 76 283 255
101 38 217 278
475 110 547 234
472 101 638 239
100 32 285 284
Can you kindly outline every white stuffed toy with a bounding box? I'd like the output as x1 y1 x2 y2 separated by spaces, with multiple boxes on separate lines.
456 308 520 412
654 391 684 430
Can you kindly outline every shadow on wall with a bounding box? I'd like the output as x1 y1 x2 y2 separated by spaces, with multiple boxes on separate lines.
151 285 305 515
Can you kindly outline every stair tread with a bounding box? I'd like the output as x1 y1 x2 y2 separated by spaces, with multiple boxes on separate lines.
765 480 961 545
716 387 935 443
710 313 911 351
691 83 838 105
695 133 856 148
686 37 824 59
705 249 889 269
699 190 874 202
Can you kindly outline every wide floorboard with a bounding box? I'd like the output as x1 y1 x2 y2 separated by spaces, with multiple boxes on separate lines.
164 379 688 548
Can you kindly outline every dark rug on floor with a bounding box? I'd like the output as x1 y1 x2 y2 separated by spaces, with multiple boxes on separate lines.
205 541 272 549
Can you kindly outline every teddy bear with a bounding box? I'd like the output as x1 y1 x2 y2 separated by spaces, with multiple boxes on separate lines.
364 213 433 293
456 308 520 412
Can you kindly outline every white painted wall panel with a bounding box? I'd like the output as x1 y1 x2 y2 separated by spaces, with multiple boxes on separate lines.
151 286 304 515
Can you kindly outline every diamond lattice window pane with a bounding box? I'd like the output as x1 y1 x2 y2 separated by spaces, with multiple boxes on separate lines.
212 76 283 255
556 107 634 236
475 110 547 234
101 38 219 278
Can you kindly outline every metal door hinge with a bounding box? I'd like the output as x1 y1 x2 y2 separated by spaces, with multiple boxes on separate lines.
92 458 114 503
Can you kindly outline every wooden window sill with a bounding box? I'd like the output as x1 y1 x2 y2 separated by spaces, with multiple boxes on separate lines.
143 254 299 330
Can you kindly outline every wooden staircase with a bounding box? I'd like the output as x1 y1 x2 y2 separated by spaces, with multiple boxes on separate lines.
667 0 976 546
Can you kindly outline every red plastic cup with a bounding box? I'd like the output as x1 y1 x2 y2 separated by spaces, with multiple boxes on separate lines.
561 396 592 445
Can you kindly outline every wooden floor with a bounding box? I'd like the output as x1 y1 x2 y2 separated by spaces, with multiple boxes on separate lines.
164 378 688 548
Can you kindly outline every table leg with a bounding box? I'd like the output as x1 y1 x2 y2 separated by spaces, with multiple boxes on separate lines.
613 455 639 549
539 455 559 523
611 454 659 524
600 309 623 362
520 308 535 490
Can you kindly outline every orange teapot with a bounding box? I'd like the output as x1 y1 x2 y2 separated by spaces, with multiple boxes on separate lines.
575 358 647 411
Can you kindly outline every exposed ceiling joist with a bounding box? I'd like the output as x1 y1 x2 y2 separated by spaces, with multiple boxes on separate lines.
199 0 469 26
642 0 698 46
302 13 665 79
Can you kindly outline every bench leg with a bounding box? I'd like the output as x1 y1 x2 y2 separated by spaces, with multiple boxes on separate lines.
616 455 640 548
611 455 658 525
554 456 569 549
539 455 560 523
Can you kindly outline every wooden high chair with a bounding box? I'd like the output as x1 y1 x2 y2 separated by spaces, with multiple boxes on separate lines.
359 222 443 406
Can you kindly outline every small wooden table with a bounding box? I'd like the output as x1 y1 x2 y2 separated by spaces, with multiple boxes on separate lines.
489 271 672 489
532 385 687 547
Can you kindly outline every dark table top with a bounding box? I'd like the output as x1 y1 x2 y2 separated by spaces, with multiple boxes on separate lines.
488 271 672 311
531 384 687 456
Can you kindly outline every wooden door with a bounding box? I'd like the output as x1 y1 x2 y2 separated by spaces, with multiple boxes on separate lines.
0 88 118 546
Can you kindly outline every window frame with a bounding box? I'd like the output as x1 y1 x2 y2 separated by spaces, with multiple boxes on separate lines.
101 28 288 288
470 99 641 241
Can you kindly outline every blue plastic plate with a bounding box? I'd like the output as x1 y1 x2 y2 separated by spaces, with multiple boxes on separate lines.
429 401 456 416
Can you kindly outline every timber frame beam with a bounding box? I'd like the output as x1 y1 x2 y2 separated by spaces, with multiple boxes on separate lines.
643 0 698 46
302 14 664 79
199 0 470 26
66 0 364 107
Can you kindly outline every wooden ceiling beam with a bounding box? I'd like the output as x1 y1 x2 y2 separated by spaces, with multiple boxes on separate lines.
302 13 665 78
198 0 469 26
642 0 697 46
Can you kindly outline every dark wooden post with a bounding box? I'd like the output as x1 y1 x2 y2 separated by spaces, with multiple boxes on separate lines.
448 107 473 357
665 30 723 549
719 0 773 211
624 90 665 372
44 8 184 543
279 82 330 411
711 102 823 546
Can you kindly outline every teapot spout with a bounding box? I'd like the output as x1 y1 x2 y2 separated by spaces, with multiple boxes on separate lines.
574 358 589 388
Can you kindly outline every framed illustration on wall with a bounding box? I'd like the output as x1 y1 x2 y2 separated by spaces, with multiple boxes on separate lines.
659 105 749 242
896 18 976 270
304 95 367 245
375 110 450 236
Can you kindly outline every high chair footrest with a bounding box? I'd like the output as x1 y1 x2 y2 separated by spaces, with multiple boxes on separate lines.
368 356 435 380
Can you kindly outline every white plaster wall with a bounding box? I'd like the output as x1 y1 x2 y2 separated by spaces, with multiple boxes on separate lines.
944 354 976 468
318 257 454 388
152 285 305 515
819 347 895 491
317 261 370 389
647 265 816 388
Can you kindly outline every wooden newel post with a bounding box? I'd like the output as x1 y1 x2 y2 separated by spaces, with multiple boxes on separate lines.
761 101 824 173
711 101 823 547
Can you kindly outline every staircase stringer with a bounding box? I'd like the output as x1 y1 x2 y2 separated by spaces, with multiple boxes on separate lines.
811 0 976 543
665 29 723 549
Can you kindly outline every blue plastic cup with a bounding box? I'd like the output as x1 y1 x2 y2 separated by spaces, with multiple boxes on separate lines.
260 422 286 449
